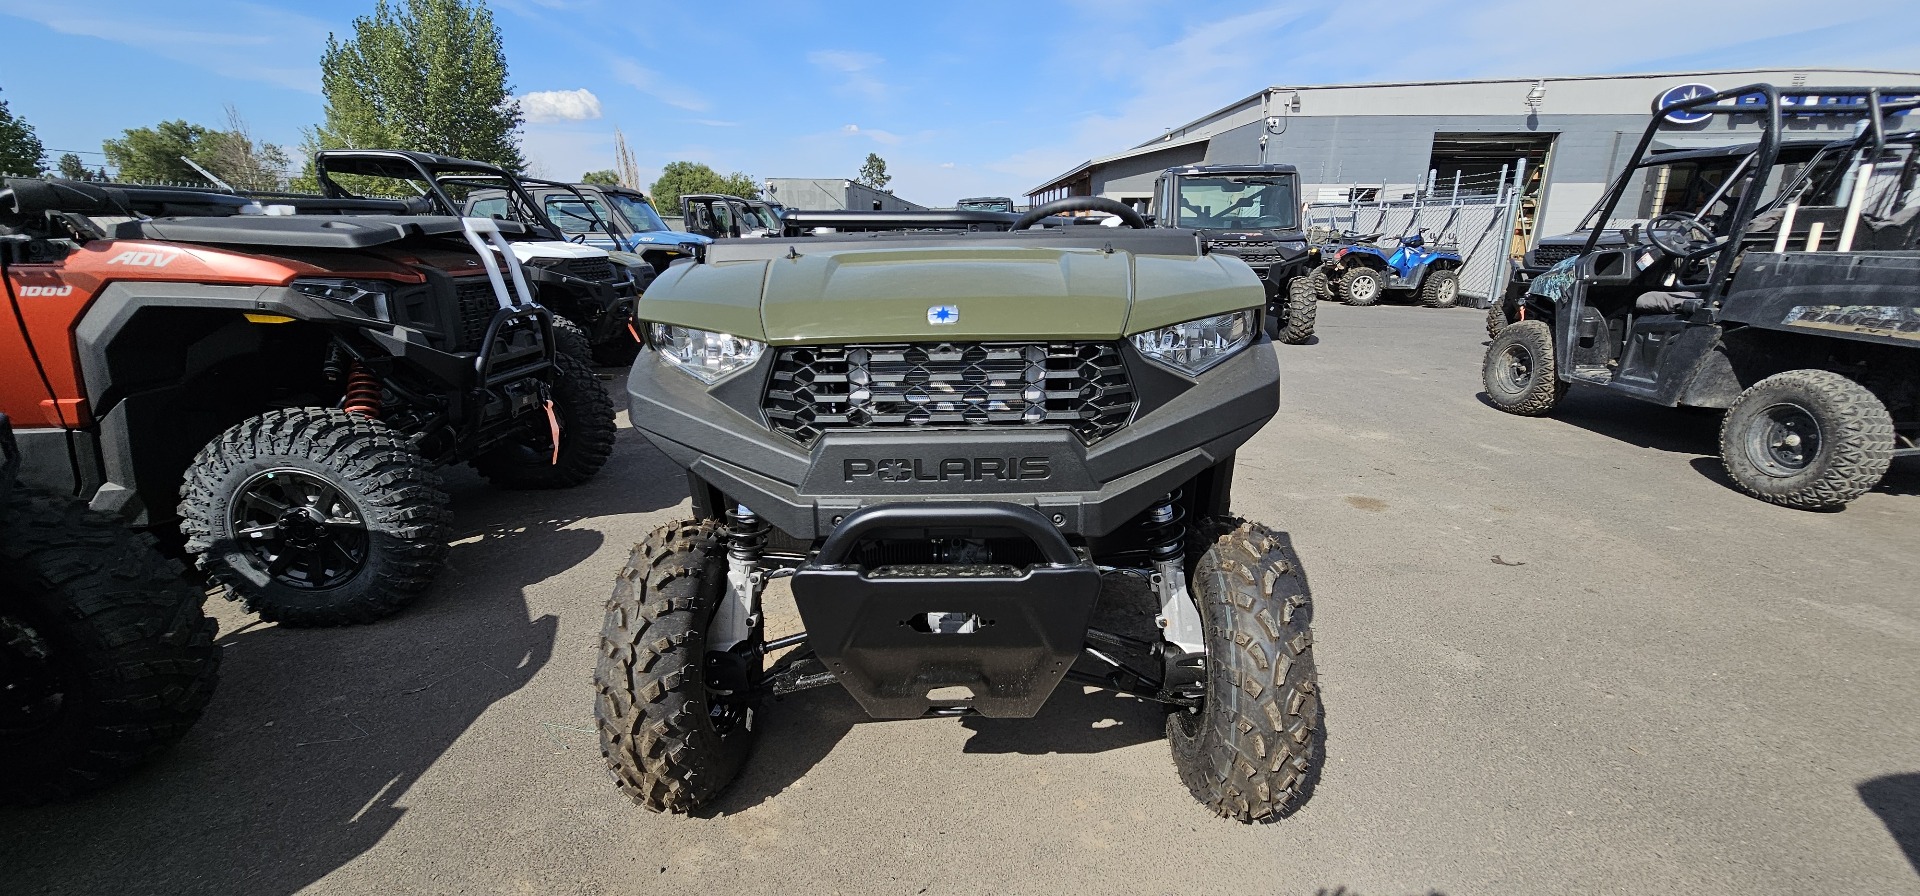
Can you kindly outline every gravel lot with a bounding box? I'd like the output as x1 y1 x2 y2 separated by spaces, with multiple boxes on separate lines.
4 302 1917 896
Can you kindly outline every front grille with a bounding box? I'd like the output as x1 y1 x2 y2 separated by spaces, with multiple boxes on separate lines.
1207 239 1284 266
564 256 616 283
453 276 500 350
765 342 1135 446
1530 244 1581 267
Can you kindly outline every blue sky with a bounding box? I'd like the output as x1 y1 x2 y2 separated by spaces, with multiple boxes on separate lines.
1 0 1917 204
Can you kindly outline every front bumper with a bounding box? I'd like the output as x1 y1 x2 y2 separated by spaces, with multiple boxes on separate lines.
627 340 1279 540
790 502 1101 718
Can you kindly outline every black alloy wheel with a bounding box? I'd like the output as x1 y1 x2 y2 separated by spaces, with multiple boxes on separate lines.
228 468 370 591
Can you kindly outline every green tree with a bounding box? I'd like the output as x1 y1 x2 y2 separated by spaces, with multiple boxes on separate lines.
857 152 890 191
55 153 105 182
205 105 290 191
0 88 44 175
649 161 759 212
582 169 618 185
101 116 288 190
306 0 524 172
103 120 215 185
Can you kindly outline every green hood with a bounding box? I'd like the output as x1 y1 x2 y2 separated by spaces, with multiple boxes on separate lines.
638 242 1262 344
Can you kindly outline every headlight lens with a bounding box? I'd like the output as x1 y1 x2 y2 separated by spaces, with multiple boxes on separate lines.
1131 309 1256 376
291 278 392 321
649 323 765 384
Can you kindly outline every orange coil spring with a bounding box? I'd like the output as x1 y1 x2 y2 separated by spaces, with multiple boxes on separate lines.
342 364 383 419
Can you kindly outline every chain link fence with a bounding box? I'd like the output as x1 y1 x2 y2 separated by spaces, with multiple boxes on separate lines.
1303 167 1525 306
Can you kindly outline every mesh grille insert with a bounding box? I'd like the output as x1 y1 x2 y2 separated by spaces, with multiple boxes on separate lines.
565 256 616 283
1530 244 1581 267
453 277 500 351
1207 239 1284 266
765 342 1135 446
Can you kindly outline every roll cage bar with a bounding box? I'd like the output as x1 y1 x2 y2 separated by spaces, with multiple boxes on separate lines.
312 149 567 242
1585 84 1920 283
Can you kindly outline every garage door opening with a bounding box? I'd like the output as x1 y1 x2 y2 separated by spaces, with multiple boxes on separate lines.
1429 133 1557 256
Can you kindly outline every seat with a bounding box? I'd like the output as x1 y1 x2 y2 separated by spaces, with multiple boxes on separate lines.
1859 203 1920 250
1634 290 1700 313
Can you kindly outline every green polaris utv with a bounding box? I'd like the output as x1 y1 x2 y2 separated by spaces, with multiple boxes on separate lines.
594 196 1323 822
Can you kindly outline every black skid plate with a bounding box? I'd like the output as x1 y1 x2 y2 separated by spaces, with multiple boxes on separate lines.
789 503 1101 719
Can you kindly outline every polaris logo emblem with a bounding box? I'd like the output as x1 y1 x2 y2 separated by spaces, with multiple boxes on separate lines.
844 456 1050 483
107 249 182 267
927 304 958 325
16 284 73 297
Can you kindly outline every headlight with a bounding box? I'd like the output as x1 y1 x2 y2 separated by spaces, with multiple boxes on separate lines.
649 323 764 384
1131 310 1256 376
292 278 392 321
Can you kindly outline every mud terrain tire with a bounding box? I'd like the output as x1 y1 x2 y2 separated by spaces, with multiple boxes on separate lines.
1275 277 1317 344
1419 269 1461 308
1719 370 1894 510
1307 267 1332 301
1482 320 1567 416
596 520 760 813
1340 266 1384 306
1 488 219 804
469 338 617 489
180 408 450 627
1485 300 1509 339
1168 519 1322 823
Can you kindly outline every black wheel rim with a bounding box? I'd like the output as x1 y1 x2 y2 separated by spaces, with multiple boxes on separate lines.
0 613 72 737
1744 402 1822 477
1495 343 1535 394
228 468 370 590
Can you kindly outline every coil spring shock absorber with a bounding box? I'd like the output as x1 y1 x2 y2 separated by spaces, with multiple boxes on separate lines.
717 505 768 645
1142 491 1206 675
1141 489 1187 566
341 363 383 419
707 504 771 693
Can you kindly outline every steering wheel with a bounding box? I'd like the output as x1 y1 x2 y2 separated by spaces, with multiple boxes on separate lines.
1012 196 1149 230
1646 212 1722 259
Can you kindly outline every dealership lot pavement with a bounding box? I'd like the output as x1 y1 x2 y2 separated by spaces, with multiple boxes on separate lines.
4 303 1917 896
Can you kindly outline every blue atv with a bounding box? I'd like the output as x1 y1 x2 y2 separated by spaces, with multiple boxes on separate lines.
1321 230 1464 308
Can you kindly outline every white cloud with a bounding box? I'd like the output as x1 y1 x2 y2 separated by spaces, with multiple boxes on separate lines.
840 124 903 146
691 119 740 127
609 57 708 111
809 50 889 102
518 88 603 123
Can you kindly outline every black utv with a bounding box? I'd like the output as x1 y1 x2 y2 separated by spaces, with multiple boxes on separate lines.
1484 85 1920 509
1488 138 1843 338
1150 164 1317 344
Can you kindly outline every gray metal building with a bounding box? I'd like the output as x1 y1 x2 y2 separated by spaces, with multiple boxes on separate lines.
1026 69 1920 246
764 178 927 212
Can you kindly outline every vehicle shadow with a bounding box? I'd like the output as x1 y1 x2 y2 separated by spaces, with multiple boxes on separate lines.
1474 388 1722 456
1858 773 1920 875
704 529 1330 821
0 486 614 896
1687 451 1920 503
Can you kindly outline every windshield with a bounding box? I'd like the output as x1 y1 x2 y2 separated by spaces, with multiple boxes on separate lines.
1174 175 1297 229
608 193 669 232
744 204 781 230
544 196 612 234
957 198 1013 213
